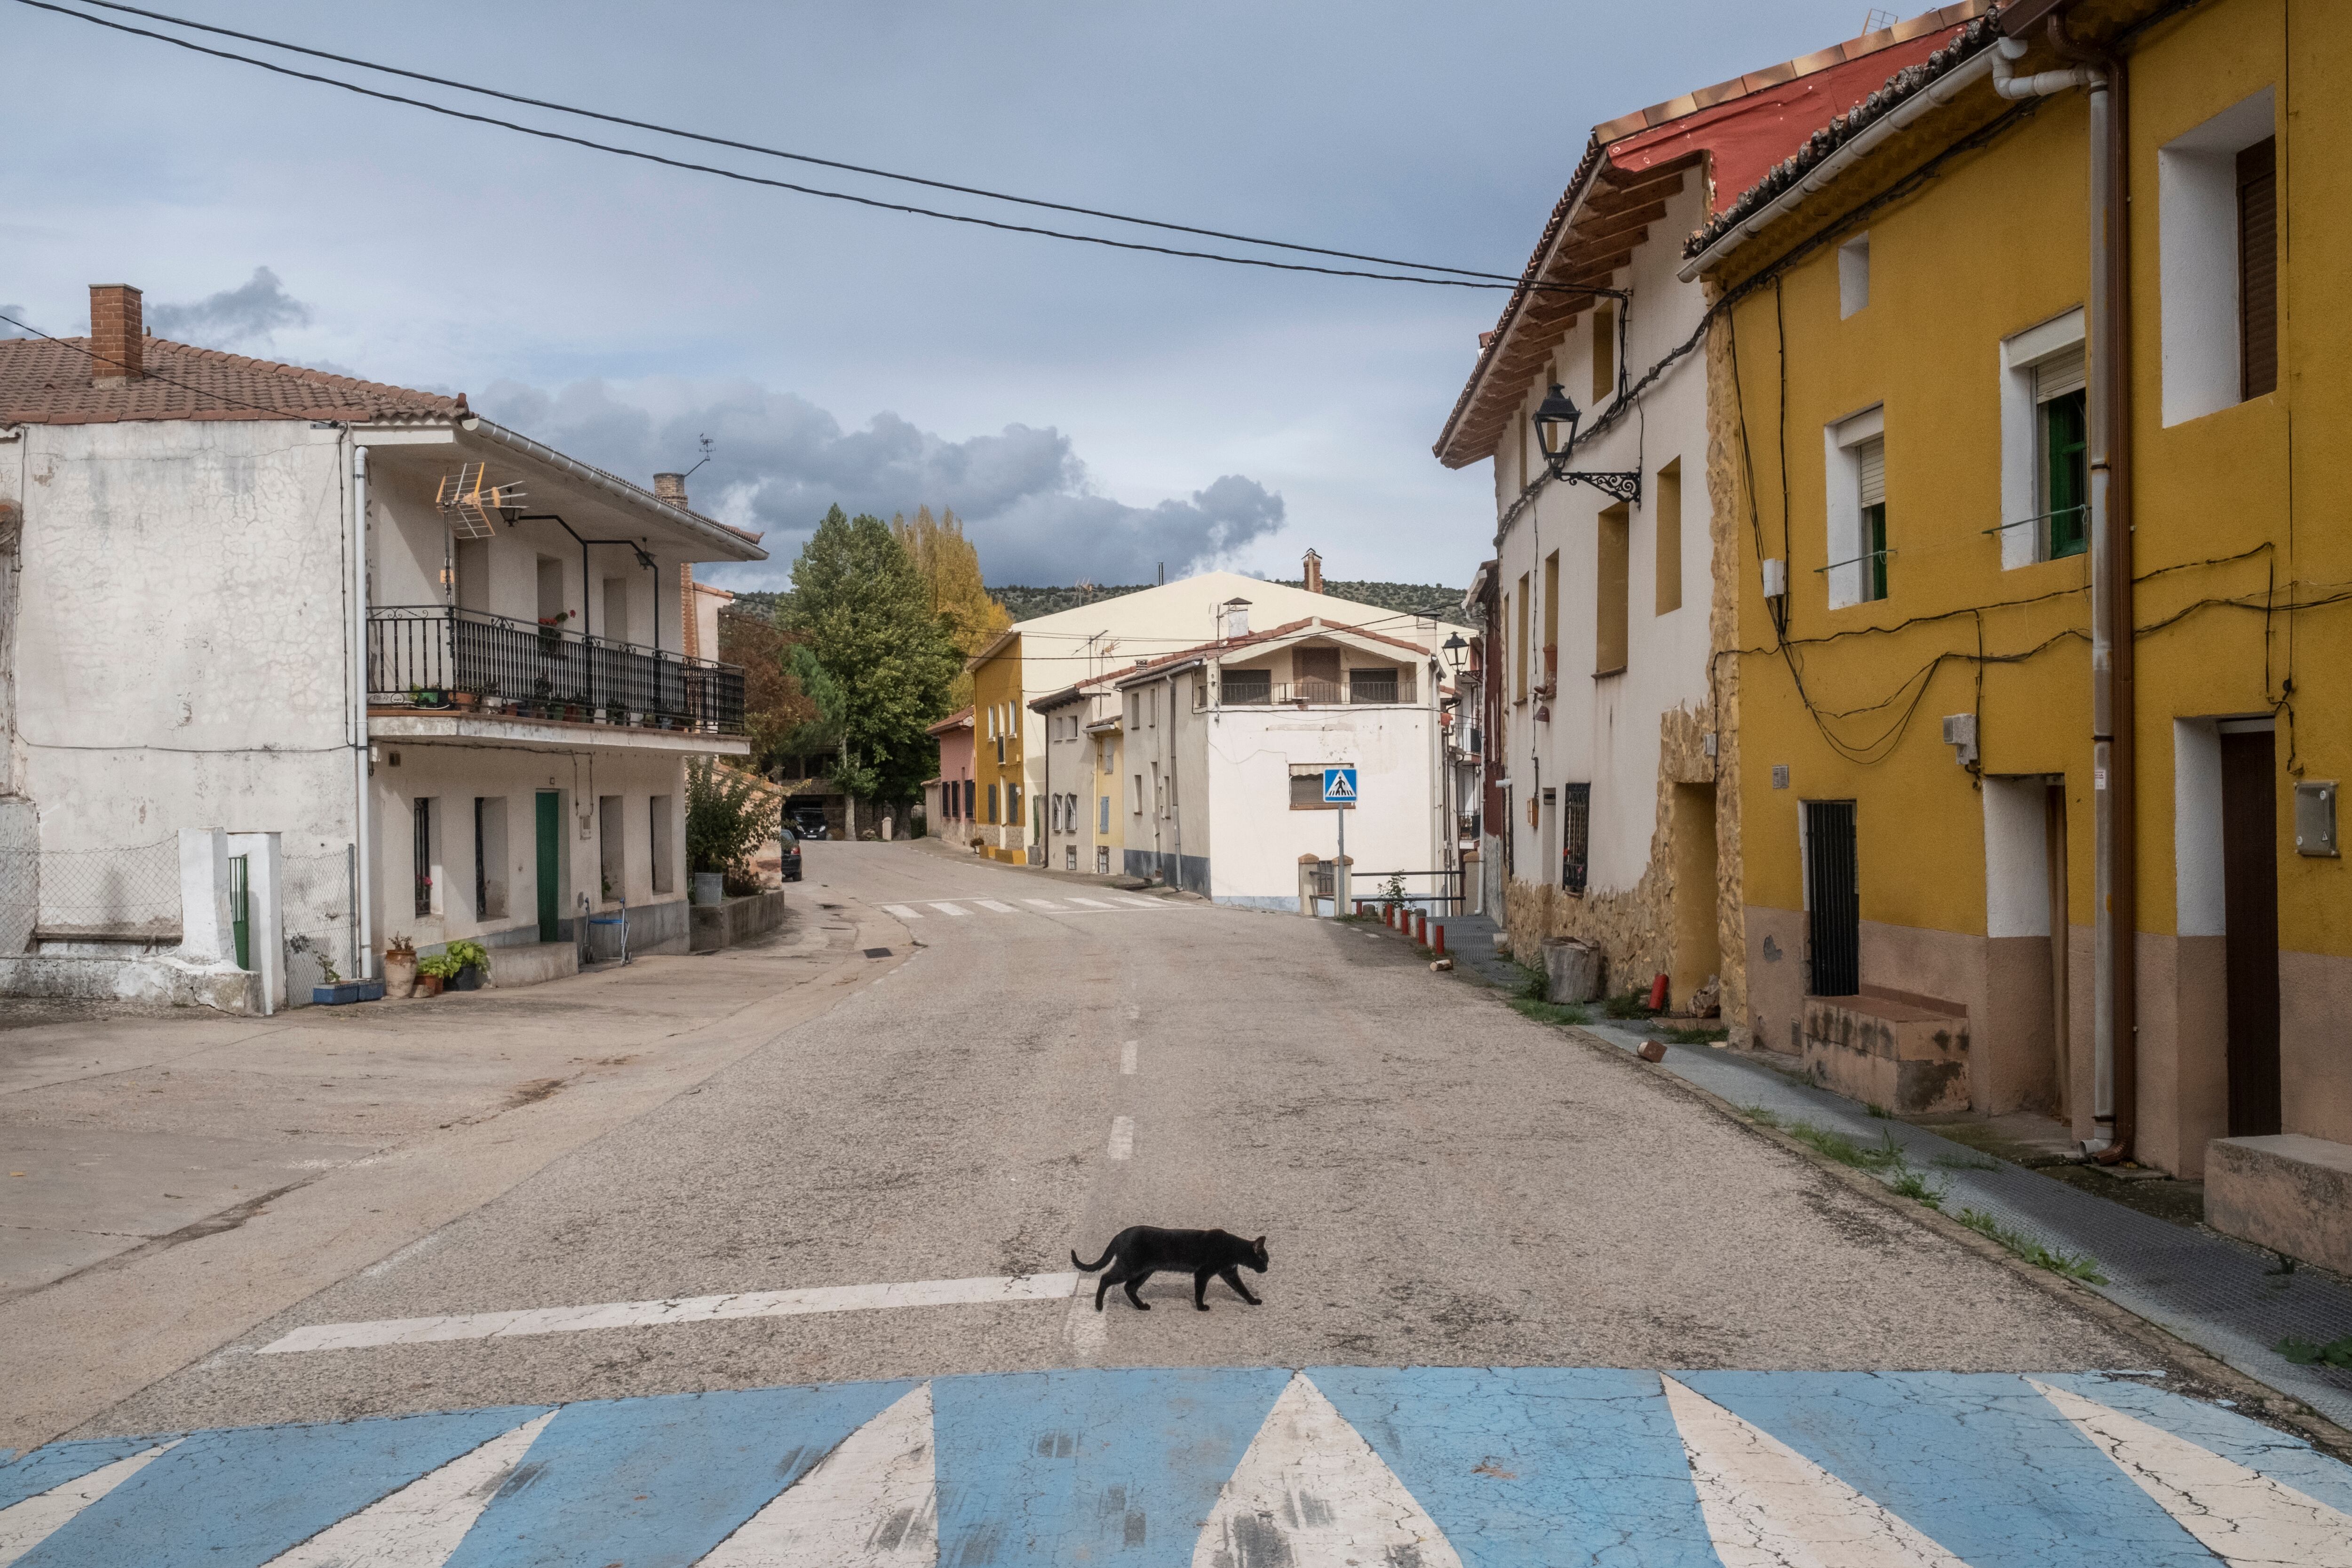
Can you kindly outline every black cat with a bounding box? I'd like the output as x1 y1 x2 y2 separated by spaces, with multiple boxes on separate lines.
1071 1226 1269 1312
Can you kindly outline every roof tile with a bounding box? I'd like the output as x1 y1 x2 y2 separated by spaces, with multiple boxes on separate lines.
0 334 463 426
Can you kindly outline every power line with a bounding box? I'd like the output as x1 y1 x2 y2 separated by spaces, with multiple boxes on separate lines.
18 0 1544 294
72 0 1521 286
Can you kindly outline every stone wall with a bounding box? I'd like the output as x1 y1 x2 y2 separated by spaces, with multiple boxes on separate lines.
1703 309 1751 1045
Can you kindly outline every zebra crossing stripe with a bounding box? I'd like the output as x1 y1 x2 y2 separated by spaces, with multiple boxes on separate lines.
927 903 969 916
0 1441 180 1565
259 1413 555 1567
1066 897 1113 909
881 904 922 919
1114 896 1160 907
975 900 1017 913
1024 899 1065 910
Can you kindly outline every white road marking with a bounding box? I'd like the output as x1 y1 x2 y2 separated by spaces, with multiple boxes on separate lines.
1114 896 1160 908
1064 1287 1109 1356
1660 1374 1969 1568
1025 898 1066 910
258 1273 1083 1354
881 904 922 919
975 900 1017 914
1107 1117 1134 1160
1066 897 1114 909
926 903 969 917
697 1382 937 1566
1192 1372 1462 1568
0 1441 181 1566
261 1411 556 1567
2029 1378 2352 1565
1120 1040 1138 1075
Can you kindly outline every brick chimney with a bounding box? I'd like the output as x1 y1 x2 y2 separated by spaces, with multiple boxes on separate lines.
1302 548 1324 594
652 472 688 508
88 284 143 386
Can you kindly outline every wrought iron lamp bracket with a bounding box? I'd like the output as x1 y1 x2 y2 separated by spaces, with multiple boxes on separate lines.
1544 460 1642 507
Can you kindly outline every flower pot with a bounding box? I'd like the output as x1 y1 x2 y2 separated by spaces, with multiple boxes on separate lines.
451 692 480 711
312 979 386 1006
452 962 485 992
417 973 445 997
383 950 418 999
691 872 725 907
564 705 584 723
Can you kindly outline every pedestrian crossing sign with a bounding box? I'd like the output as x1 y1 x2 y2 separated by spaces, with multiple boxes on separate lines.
1323 766 1358 804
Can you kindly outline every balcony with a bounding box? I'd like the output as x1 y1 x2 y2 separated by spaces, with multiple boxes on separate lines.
367 606 746 742
1217 671 1414 707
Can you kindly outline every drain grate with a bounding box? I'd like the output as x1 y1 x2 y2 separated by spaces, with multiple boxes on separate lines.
863 947 892 958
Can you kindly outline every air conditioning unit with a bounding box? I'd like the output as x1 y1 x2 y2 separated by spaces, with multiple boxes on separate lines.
1942 713 1979 766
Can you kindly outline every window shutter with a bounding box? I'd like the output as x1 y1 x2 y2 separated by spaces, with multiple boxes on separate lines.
2034 345 2087 403
2239 135 2278 400
1857 437 1886 509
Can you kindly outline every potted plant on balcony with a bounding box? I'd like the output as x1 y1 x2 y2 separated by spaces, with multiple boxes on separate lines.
383 934 418 999
452 681 492 712
531 677 556 720
445 938 490 991
537 609 573 653
407 684 449 710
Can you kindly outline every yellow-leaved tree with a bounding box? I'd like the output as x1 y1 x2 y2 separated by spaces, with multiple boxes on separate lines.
893 506 1011 710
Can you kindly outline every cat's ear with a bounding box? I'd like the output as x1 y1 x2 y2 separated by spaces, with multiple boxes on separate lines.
1254 1236 1267 1249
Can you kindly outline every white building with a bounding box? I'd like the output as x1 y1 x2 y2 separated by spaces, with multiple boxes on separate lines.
0 284 763 1009
1113 612 1452 910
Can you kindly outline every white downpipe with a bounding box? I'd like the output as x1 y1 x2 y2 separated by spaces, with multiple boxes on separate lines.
350 443 375 980
1992 34 2103 99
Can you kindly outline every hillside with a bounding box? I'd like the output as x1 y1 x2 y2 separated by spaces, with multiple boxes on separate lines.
720 578 1475 631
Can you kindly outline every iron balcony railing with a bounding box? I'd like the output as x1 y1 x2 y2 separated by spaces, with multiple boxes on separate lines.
1216 672 1414 707
368 605 746 735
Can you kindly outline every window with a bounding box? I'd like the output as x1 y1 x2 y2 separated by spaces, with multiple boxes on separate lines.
2159 89 2277 425
2039 351 2089 560
1513 576 1529 701
413 797 436 918
1096 846 1110 874
1542 550 1559 690
1655 458 1683 614
1223 668 1272 705
1130 773 1144 816
1349 666 1402 705
987 784 1000 825
649 795 674 894
1838 233 1870 318
2239 135 2277 400
1009 784 1023 828
1561 782 1591 895
1099 795 1110 833
1596 504 1630 672
1289 763 1342 810
1591 302 1616 405
475 797 509 917
1825 406 1887 607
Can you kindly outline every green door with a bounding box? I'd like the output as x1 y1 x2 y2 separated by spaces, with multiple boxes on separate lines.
536 791 562 942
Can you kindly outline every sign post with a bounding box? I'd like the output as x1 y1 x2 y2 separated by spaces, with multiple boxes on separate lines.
1323 767 1358 914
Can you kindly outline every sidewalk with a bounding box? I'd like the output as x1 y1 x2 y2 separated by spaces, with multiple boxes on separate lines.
1398 913 2352 1428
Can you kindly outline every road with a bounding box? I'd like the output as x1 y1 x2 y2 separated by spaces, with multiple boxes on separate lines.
5 841 2350 1565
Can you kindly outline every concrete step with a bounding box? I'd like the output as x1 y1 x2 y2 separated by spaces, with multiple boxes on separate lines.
1801 990 1971 1114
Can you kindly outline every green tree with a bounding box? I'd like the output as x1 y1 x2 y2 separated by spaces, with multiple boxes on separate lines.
686 756 771 876
786 506 961 805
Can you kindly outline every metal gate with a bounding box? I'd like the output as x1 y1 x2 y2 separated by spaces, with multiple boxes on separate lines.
1804 800 1860 996
228 853 251 971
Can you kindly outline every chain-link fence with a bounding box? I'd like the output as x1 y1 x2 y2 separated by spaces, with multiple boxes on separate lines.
281 846 358 997
0 836 182 950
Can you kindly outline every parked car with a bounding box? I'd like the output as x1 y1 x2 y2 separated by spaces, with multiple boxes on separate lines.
779 827 803 882
790 808 829 841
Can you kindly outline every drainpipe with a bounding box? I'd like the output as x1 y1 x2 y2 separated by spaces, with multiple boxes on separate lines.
1997 23 2133 1160
350 441 375 980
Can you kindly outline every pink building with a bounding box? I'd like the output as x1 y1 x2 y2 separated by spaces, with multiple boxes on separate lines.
923 708 975 846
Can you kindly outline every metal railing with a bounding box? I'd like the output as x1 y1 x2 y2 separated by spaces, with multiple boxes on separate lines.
1218 671 1417 707
368 606 746 734
1350 868 1464 911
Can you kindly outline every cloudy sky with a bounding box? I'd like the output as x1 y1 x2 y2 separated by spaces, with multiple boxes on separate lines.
5 0 1873 589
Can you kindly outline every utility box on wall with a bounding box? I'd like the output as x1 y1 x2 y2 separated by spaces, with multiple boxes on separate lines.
2295 780 2338 857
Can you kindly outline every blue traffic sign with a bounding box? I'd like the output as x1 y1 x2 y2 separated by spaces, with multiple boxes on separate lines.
1322 766 1358 804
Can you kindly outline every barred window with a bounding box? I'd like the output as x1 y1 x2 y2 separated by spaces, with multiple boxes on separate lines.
1561 782 1591 895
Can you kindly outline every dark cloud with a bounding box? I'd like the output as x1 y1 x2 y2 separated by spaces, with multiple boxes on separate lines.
147 267 310 348
476 378 1285 589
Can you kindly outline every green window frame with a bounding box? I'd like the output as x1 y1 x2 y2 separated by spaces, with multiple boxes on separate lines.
1864 504 1889 601
2044 390 2088 559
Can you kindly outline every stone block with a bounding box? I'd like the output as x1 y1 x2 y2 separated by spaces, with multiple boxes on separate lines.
2206 1133 2352 1275
1801 991 1971 1114
484 941 580 990
1543 939 1604 1004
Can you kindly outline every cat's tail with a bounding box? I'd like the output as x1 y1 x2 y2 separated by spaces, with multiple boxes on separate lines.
1071 1245 1113 1273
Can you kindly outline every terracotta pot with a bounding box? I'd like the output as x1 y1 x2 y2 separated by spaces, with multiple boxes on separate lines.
451 692 480 710
417 973 445 997
383 950 418 999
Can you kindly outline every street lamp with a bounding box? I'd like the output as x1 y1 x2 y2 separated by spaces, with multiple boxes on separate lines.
1530 383 1641 506
1440 633 1468 679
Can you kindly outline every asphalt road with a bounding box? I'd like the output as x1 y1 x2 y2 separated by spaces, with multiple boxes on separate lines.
73 840 2147 1444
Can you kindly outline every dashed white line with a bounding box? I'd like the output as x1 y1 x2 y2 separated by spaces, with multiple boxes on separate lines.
1107 1116 1135 1161
1120 1040 1138 1075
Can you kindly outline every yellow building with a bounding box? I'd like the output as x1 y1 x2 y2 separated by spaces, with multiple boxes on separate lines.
1690 0 2350 1261
967 634 1028 861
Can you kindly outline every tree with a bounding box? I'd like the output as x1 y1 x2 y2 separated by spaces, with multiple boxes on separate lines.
894 506 1011 708
717 609 816 773
787 506 962 806
686 756 770 878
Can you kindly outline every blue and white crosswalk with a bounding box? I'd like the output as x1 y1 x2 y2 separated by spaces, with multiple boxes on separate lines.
6 1368 2351 1566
